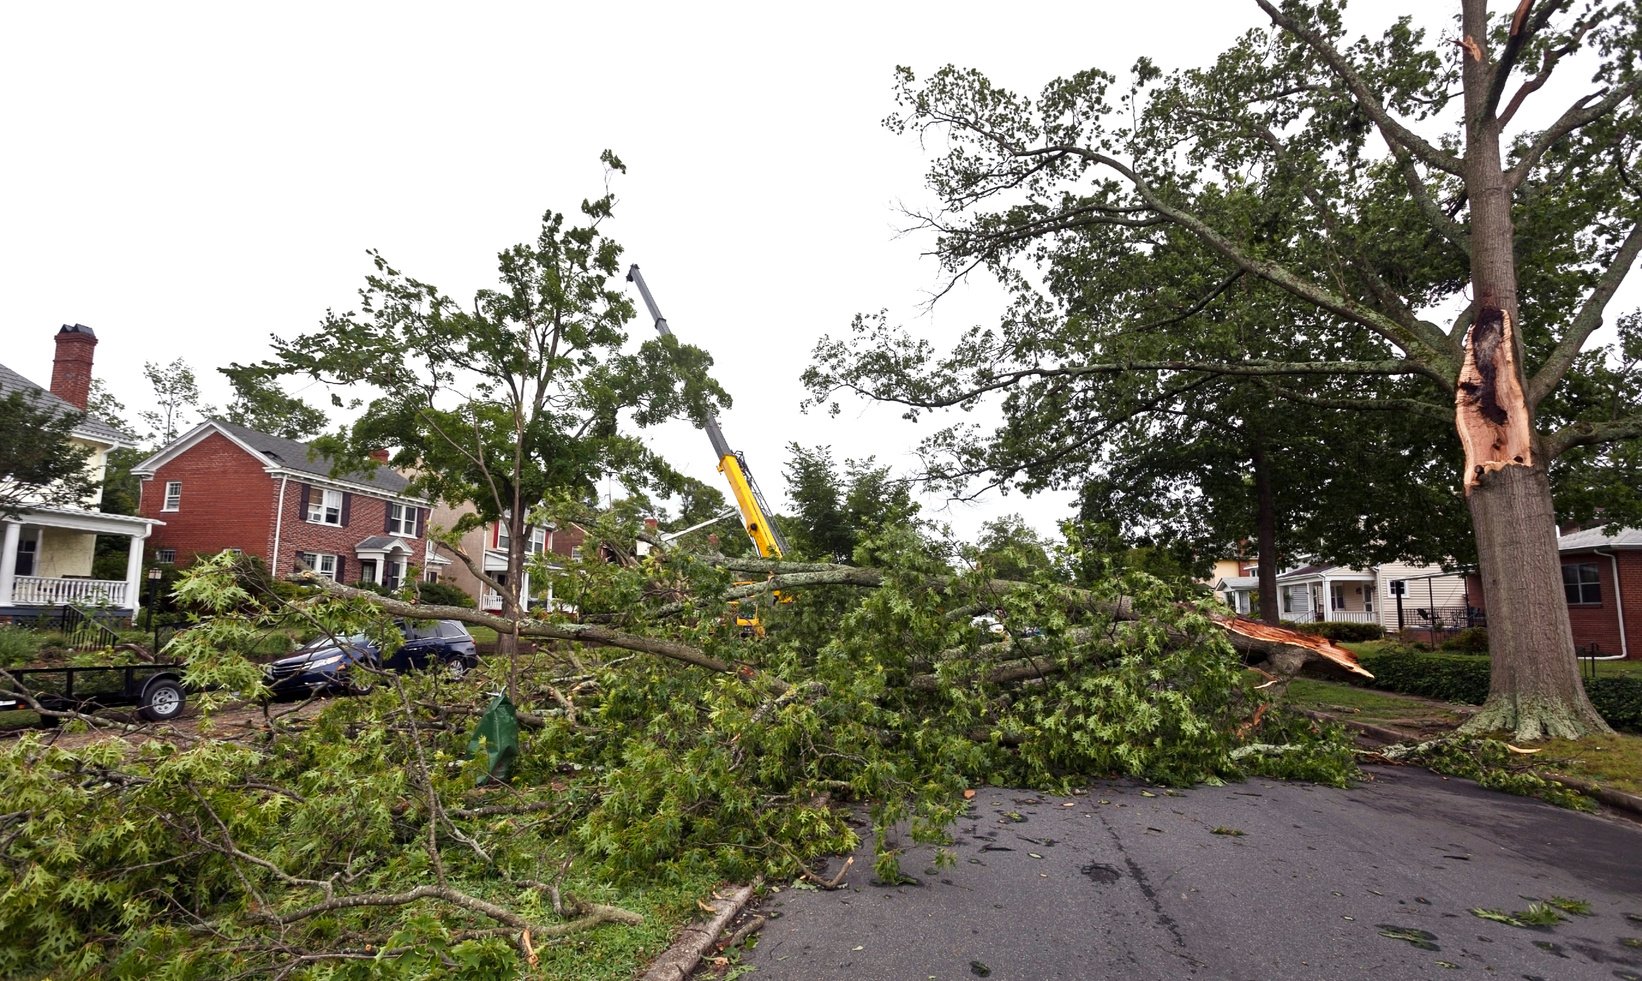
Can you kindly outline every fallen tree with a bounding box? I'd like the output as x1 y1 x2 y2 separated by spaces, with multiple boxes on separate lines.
1 542 1369 978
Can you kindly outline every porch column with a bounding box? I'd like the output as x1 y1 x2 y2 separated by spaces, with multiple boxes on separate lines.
123 531 147 614
0 521 18 607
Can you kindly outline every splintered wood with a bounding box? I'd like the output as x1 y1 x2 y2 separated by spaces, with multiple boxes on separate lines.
1217 615 1374 679
1455 306 1533 495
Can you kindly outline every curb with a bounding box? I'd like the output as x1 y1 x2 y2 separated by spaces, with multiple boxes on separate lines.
1298 709 1642 822
640 883 757 981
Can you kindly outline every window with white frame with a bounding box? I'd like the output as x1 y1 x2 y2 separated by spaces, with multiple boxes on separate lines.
527 527 547 556
384 556 407 591
496 521 510 550
163 481 182 511
1563 562 1601 605
571 545 583 561
295 551 339 581
307 487 343 525
388 502 416 536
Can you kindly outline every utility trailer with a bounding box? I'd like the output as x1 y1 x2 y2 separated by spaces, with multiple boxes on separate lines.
0 659 187 724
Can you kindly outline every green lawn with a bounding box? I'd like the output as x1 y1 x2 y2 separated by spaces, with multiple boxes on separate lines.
1285 677 1470 728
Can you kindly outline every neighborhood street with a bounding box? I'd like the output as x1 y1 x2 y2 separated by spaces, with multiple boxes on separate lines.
741 768 1642 980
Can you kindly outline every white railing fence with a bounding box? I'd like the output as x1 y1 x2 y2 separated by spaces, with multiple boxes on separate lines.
11 577 130 608
1279 608 1378 624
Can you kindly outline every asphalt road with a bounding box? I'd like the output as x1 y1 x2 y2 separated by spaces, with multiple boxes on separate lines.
741 766 1642 980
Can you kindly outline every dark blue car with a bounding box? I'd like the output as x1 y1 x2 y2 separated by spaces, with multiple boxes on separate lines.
263 619 479 696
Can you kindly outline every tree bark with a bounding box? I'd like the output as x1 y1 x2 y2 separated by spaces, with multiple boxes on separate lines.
1462 464 1611 738
1251 436 1281 624
1453 0 1611 740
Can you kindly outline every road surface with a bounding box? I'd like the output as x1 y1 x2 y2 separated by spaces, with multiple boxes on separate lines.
742 766 1642 980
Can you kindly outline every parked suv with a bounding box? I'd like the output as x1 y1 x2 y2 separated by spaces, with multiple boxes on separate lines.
264 619 479 695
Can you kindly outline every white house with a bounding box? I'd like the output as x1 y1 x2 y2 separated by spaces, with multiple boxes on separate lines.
0 326 162 623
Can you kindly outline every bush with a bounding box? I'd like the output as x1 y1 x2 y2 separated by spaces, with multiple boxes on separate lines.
1359 650 1641 734
0 628 42 668
1359 650 1491 703
1440 627 1489 653
413 579 477 609
1295 620 1385 642
1587 677 1642 732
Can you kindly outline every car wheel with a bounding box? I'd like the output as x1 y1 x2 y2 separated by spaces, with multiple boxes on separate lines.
444 657 470 681
138 678 186 722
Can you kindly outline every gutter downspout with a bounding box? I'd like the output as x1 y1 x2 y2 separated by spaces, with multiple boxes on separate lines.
1592 548 1629 660
271 475 289 575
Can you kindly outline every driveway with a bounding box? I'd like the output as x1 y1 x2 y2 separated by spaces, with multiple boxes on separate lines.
742 766 1642 980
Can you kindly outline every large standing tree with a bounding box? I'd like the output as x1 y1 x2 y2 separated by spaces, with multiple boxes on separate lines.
807 0 1641 740
261 154 727 665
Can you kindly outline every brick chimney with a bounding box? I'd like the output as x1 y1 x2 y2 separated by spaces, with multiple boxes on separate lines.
50 323 98 410
369 448 391 463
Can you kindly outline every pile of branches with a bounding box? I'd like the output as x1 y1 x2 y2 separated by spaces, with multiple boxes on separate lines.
0 538 1365 977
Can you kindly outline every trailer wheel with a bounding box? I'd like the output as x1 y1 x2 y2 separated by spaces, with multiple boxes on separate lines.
139 678 186 722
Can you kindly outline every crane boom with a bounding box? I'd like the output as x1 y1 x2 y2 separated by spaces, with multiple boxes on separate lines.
626 264 790 560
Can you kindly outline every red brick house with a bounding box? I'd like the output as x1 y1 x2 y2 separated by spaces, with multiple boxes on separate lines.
1553 527 1641 660
133 420 431 589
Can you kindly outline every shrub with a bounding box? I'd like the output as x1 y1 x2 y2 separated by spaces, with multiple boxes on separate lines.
1295 620 1385 642
1359 650 1641 734
1440 627 1489 653
0 628 42 668
413 579 476 609
1587 677 1642 732
1359 650 1490 703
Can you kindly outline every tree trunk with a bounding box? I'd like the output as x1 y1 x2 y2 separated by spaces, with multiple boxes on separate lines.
1462 465 1611 739
1453 0 1610 740
1252 438 1281 624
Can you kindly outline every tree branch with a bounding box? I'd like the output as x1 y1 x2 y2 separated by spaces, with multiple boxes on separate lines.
1541 411 1642 459
1255 0 1464 176
1506 77 1642 190
1528 221 1642 407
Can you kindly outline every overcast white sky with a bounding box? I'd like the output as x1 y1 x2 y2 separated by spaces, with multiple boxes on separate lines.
7 1 1604 544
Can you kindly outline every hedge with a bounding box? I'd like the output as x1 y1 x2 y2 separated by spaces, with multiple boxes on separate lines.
1356 651 1642 735
1293 620 1386 642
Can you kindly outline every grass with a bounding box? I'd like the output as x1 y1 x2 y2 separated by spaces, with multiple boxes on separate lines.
1285 676 1642 797
1284 677 1469 727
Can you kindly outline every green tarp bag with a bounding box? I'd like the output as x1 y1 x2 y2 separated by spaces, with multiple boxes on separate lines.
467 692 519 785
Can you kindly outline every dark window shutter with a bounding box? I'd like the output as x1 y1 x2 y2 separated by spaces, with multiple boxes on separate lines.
340 493 352 527
385 503 393 534
297 484 310 520
336 557 346 583
416 508 425 538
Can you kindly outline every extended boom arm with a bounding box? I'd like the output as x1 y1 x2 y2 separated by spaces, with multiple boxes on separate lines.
627 265 790 560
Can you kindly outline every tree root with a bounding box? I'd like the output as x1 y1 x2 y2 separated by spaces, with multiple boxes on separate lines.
1457 693 1614 742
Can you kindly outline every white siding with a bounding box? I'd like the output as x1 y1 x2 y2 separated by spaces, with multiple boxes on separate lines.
1374 561 1470 632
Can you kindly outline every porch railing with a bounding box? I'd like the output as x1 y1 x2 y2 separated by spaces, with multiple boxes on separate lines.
11 577 130 608
1280 609 1379 624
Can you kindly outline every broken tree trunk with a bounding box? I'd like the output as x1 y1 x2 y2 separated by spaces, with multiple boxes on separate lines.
1450 5 1611 741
